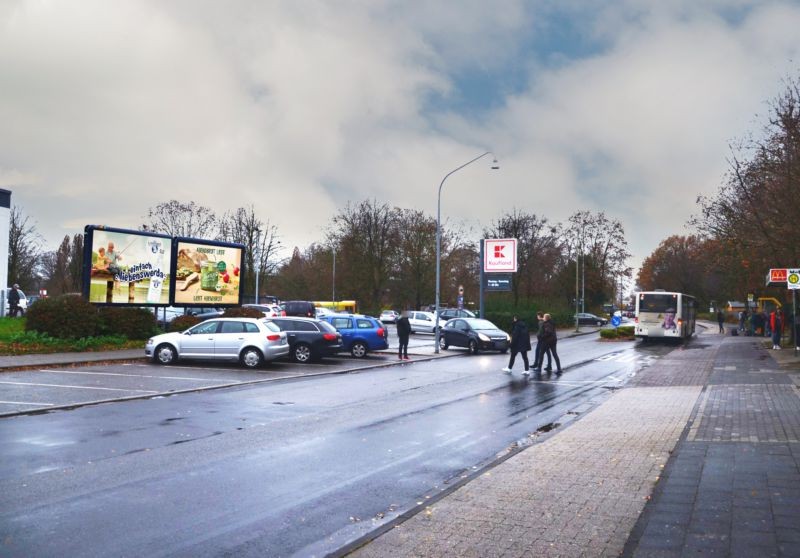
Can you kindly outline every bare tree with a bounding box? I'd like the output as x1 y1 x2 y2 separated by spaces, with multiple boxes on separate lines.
39 234 84 296
8 206 43 290
218 206 282 300
142 200 218 238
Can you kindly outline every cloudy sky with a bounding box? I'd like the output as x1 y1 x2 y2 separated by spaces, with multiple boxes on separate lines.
2 0 799 275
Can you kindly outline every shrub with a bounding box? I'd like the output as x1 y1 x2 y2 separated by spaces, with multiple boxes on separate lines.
600 325 635 340
98 307 159 339
168 314 201 332
222 306 265 319
25 295 98 339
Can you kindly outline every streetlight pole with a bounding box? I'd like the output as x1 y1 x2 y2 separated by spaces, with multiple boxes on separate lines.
332 247 336 303
253 227 261 305
435 151 499 354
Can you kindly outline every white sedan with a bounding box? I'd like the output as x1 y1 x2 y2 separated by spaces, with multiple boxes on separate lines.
407 311 444 333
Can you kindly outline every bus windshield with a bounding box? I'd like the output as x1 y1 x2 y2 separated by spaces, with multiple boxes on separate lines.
638 293 678 313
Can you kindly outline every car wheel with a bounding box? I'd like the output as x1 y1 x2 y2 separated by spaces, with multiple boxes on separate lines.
439 337 449 350
293 343 312 363
154 344 177 365
597 320 603 326
351 342 368 358
468 340 478 354
240 347 264 368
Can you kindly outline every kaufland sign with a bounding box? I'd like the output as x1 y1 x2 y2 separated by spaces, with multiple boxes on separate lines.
484 238 517 272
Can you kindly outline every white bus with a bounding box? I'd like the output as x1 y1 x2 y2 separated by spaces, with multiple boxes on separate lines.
634 291 697 341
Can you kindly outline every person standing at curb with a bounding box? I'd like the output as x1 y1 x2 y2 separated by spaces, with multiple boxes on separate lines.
501 315 531 375
535 313 562 375
396 311 411 360
8 284 21 317
717 309 725 334
770 308 783 350
532 312 552 372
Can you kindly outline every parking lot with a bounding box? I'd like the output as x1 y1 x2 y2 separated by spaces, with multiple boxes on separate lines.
0 327 450 416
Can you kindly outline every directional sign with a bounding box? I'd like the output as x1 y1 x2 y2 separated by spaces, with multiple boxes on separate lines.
788 268 800 290
611 315 621 327
484 238 517 272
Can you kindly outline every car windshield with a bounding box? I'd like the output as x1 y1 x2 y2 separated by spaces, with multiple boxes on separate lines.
465 319 498 330
263 321 280 332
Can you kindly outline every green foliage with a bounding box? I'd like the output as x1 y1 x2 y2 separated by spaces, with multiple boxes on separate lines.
0 329 140 355
600 325 635 340
25 295 98 339
168 315 201 332
98 307 159 339
0 317 26 340
222 306 266 319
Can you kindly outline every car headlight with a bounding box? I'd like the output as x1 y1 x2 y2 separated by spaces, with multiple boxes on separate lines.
506 334 511 342
478 332 490 342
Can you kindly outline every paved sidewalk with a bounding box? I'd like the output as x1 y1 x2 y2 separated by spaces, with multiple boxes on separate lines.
348 332 800 557
0 349 145 370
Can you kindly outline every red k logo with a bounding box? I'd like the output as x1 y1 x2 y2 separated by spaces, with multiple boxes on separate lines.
494 246 504 258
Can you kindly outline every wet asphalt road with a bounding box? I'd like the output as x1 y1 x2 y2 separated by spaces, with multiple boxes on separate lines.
0 335 678 557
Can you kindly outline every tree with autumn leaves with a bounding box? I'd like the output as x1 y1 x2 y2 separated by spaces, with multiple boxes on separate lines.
640 76 800 307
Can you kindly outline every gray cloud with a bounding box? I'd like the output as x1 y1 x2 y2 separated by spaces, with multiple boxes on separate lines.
2 0 798 276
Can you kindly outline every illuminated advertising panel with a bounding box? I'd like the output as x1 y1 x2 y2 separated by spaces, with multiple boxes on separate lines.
83 226 172 305
171 239 244 306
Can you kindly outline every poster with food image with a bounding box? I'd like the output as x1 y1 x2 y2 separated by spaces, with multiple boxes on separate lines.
84 227 173 305
172 239 243 306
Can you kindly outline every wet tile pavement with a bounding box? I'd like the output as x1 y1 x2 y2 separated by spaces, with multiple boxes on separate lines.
348 332 800 557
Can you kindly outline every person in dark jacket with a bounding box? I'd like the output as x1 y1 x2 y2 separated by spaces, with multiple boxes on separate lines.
534 313 562 375
396 312 411 360
8 284 21 318
532 311 552 372
716 310 725 334
501 315 531 375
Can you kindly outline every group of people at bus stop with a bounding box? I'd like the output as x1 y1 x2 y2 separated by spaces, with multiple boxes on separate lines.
724 307 791 350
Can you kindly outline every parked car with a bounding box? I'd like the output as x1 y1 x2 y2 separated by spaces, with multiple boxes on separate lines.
4 287 28 316
438 308 476 321
151 306 188 327
315 306 336 319
439 318 510 354
264 316 343 363
282 300 317 318
145 318 289 368
243 304 284 318
187 307 225 321
406 311 443 333
575 312 609 326
320 314 388 358
379 310 400 324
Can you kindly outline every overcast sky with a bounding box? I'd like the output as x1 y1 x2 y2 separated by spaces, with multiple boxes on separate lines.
2 0 799 275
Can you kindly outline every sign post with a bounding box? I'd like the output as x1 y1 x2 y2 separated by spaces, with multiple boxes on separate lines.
788 269 799 356
480 239 517 319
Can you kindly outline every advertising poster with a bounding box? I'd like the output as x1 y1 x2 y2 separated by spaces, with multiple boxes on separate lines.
84 227 172 305
172 239 243 306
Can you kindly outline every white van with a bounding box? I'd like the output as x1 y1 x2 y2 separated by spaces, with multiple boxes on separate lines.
4 288 28 316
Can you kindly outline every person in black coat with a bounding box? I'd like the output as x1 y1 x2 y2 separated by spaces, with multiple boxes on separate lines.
8 284 21 318
502 315 531 375
532 311 552 371
535 313 562 375
396 312 411 360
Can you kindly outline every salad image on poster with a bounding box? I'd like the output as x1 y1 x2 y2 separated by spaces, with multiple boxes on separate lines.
86 228 172 305
173 240 243 305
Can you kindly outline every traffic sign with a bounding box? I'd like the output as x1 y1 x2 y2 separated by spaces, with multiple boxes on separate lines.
788 268 800 290
611 315 621 327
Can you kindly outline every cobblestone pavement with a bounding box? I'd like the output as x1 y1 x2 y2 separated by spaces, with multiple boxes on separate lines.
349 332 800 557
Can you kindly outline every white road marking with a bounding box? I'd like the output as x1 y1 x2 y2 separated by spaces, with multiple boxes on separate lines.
37 369 234 382
0 400 54 406
0 381 159 393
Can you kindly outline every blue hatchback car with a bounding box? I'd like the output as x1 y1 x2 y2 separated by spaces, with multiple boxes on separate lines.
320 314 389 358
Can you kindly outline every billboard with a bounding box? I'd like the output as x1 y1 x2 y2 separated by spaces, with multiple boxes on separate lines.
83 226 172 305
171 239 244 306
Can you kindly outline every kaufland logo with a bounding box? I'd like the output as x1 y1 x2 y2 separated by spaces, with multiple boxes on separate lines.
484 239 517 272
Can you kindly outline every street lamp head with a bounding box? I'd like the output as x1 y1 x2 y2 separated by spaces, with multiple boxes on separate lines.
491 158 500 170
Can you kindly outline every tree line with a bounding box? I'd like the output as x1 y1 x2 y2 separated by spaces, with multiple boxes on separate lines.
637 75 800 309
8 198 631 316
